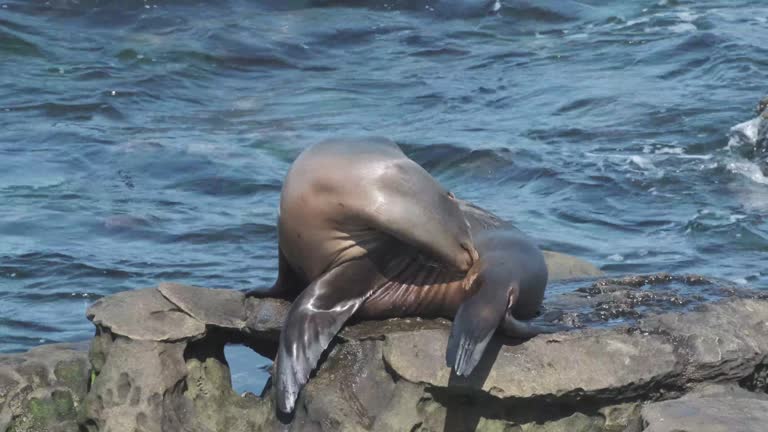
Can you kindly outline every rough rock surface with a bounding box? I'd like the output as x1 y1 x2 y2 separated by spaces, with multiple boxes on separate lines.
81 286 284 432
636 384 768 432
86 288 206 342
7 272 768 432
291 294 768 432
0 342 90 432
758 95 768 116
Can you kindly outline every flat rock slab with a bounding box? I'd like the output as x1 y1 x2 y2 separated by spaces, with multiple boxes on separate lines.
87 288 206 341
89 283 292 343
382 299 768 401
244 297 291 337
159 282 248 329
383 327 676 400
542 250 604 281
641 385 768 432
638 299 768 379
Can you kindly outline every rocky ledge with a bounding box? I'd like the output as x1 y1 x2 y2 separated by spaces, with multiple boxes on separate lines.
2 274 768 432
0 342 89 432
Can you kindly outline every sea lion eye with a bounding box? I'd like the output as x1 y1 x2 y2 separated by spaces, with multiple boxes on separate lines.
447 191 456 199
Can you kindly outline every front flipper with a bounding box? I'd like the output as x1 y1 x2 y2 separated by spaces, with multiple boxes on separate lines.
446 263 514 377
275 259 377 414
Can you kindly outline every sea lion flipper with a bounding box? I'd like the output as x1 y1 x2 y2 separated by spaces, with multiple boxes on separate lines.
446 312 495 377
275 260 375 413
246 248 306 300
446 275 513 376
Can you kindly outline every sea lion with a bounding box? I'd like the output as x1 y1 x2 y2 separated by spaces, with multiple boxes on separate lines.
255 137 564 414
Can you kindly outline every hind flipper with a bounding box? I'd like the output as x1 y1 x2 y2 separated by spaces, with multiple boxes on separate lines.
275 258 376 414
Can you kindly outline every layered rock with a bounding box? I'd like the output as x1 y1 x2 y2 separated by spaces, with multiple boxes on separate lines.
636 384 768 432
79 283 287 432
4 273 768 432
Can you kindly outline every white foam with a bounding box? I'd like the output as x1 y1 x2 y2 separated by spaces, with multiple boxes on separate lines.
666 23 697 33
655 147 684 155
728 117 762 148
629 155 655 170
676 11 696 23
726 161 768 185
729 214 747 223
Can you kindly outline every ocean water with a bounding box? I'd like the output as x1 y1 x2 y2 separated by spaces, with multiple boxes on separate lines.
1 0 767 386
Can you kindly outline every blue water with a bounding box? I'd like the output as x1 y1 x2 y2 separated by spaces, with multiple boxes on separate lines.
1 0 767 362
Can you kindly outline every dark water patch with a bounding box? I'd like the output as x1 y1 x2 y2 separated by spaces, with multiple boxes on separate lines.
0 253 136 280
478 48 531 61
166 223 275 245
217 54 299 71
115 48 155 64
3 101 123 121
0 317 61 333
312 25 412 48
167 177 281 196
409 47 470 58
203 34 314 72
555 96 618 115
556 209 645 234
159 50 223 71
130 14 191 34
0 16 40 34
76 69 113 80
308 0 497 17
501 0 578 23
688 221 768 253
5 290 101 303
103 214 152 230
445 29 499 40
401 33 442 46
0 29 42 57
525 127 606 143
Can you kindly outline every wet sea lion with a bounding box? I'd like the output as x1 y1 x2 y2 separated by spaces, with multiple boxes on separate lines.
256 137 564 414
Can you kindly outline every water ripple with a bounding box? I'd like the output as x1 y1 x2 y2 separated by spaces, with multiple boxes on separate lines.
1 0 767 357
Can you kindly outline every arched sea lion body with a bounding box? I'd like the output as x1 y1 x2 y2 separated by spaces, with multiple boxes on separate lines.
259 137 564 413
